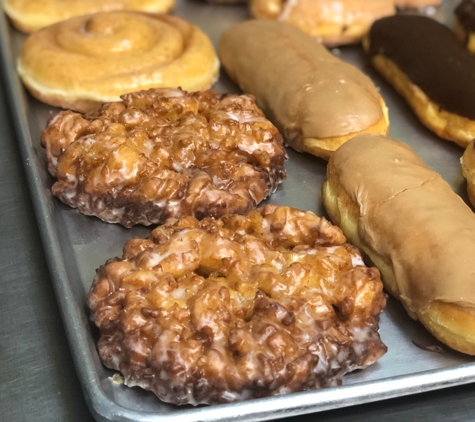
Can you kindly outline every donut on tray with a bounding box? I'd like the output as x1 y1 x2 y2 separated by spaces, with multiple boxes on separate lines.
88 205 387 405
41 88 287 227
18 12 219 112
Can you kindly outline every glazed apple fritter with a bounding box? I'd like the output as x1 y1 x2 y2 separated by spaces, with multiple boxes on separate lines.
88 205 387 405
41 88 287 227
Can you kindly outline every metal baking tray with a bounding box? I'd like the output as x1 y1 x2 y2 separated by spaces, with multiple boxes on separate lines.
1 1 475 421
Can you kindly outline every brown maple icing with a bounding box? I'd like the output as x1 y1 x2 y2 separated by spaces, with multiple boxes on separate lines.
329 134 475 314
367 15 475 120
456 0 475 32
219 20 383 141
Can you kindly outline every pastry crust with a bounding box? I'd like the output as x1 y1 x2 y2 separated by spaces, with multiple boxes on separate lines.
3 0 175 33
461 140 475 207
88 205 387 405
249 0 395 46
40 88 287 227
219 20 389 161
18 12 219 113
323 134 475 355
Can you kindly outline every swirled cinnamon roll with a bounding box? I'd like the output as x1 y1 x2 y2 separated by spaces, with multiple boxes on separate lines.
18 12 219 112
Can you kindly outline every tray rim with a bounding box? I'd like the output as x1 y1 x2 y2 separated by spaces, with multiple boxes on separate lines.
1 5 475 422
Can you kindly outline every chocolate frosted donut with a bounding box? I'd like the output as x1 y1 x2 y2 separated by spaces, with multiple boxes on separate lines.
18 12 219 112
88 205 387 405
41 88 287 227
365 15 475 147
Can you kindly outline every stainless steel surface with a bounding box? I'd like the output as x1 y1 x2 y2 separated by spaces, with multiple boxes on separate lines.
1 1 475 421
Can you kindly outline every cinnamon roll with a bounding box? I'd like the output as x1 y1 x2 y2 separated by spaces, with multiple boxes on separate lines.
18 12 219 112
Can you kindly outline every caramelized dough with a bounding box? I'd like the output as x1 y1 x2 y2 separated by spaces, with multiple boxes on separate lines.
323 134 475 355
3 0 175 33
88 205 387 405
41 88 287 227
249 0 395 46
18 12 219 113
365 15 475 147
219 20 389 161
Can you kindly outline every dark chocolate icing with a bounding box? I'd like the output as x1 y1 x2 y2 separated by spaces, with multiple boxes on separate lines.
456 0 475 32
368 15 475 119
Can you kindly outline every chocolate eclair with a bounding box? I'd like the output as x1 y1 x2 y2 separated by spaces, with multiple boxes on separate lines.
365 15 475 147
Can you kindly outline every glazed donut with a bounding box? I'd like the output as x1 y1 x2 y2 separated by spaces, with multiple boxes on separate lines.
365 15 475 148
455 0 475 54
323 134 475 356
3 0 175 33
40 88 287 227
18 12 219 113
249 0 395 46
219 20 389 161
87 204 387 405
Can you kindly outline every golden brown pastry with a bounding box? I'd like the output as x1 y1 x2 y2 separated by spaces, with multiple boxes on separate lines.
88 204 387 405
18 12 219 113
455 0 475 54
395 0 441 9
41 88 287 227
249 0 395 46
461 139 475 207
219 20 389 161
365 15 475 148
323 134 475 356
3 0 175 33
